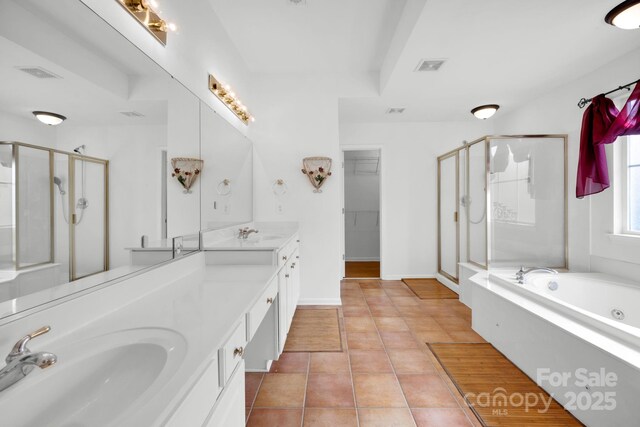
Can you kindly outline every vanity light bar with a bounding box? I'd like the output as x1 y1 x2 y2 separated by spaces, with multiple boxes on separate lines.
208 74 255 125
117 0 177 46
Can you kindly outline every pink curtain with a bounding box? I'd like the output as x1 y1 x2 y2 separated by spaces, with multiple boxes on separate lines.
576 83 640 198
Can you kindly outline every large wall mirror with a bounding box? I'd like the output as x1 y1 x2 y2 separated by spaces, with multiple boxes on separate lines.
0 0 244 319
200 101 253 232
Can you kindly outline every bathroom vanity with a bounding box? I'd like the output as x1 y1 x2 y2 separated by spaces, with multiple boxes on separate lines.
0 225 301 427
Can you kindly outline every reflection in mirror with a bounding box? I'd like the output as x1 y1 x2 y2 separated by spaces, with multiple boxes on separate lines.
200 102 253 231
0 0 201 318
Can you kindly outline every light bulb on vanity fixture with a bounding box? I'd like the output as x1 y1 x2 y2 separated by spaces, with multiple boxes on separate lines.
208 74 255 125
470 104 500 120
32 111 66 126
117 0 177 45
605 0 640 29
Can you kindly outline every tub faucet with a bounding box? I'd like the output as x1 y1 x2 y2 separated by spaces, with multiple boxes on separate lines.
238 227 259 239
0 326 57 392
516 267 558 284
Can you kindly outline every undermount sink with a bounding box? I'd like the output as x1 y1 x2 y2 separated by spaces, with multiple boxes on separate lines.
0 327 186 427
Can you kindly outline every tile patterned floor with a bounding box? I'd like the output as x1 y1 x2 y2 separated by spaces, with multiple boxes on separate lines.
245 279 485 427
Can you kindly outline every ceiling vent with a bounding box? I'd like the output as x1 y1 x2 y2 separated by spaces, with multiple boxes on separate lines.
120 111 145 118
415 59 446 72
16 66 61 79
288 0 307 5
386 107 406 114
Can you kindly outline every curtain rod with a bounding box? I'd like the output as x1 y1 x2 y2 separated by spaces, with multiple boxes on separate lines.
577 78 640 109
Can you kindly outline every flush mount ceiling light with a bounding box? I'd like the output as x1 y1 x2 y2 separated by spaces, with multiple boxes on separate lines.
32 111 66 126
471 104 500 120
605 0 640 29
386 107 406 114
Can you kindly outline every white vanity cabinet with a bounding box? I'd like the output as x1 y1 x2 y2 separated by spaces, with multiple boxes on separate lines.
276 244 301 354
204 361 245 427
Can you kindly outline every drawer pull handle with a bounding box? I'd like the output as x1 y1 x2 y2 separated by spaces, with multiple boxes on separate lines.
282 255 288 261
296 256 299 259
285 274 290 278
267 297 274 304
290 263 295 269
233 347 244 357
296 239 300 243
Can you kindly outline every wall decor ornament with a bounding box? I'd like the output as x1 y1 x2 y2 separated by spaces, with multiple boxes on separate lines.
171 157 203 193
301 157 332 193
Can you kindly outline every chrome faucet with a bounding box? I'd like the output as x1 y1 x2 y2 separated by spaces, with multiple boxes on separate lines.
237 227 259 240
0 326 57 392
516 267 558 284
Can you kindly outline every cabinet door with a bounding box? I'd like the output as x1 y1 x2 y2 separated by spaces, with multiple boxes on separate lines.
291 250 301 308
277 267 288 354
205 361 245 427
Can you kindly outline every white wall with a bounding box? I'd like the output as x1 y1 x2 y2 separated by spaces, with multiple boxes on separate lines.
340 121 492 280
250 74 343 305
493 48 640 279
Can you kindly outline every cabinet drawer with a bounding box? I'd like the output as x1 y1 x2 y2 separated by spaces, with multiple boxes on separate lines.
247 277 278 340
218 319 247 387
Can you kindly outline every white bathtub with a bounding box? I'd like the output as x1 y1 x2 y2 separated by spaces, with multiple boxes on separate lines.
490 272 640 350
470 270 640 427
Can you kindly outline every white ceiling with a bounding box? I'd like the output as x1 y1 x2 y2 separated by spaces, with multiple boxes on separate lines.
208 0 640 122
208 0 407 73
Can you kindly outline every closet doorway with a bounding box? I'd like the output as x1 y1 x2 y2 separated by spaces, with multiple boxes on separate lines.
342 148 381 278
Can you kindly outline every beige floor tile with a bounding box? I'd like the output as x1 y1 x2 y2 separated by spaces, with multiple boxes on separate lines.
387 349 437 374
309 352 350 374
398 374 459 408
253 373 307 408
346 332 385 350
303 408 358 427
344 316 377 333
374 317 409 332
247 408 303 427
349 350 393 373
412 408 474 426
379 331 420 349
353 374 407 407
305 374 355 408
357 408 416 427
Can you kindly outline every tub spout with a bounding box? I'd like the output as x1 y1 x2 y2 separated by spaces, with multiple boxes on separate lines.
516 267 558 284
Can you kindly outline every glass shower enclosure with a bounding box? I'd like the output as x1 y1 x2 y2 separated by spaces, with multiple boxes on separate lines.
437 135 567 282
0 142 108 282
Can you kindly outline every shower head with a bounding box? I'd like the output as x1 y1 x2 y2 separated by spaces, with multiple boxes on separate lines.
53 176 66 195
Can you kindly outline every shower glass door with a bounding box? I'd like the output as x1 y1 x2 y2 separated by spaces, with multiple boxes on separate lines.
70 156 108 280
438 151 459 282
467 140 487 268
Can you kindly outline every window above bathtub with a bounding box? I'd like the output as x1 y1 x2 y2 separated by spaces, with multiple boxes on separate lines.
620 135 640 235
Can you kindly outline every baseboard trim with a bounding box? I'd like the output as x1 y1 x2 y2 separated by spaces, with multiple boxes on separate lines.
298 298 342 306
381 274 436 281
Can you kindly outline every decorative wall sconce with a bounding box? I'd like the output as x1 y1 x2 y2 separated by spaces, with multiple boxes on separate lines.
117 0 177 46
301 157 332 193
171 157 202 193
217 179 232 196
273 179 288 196
208 74 254 125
